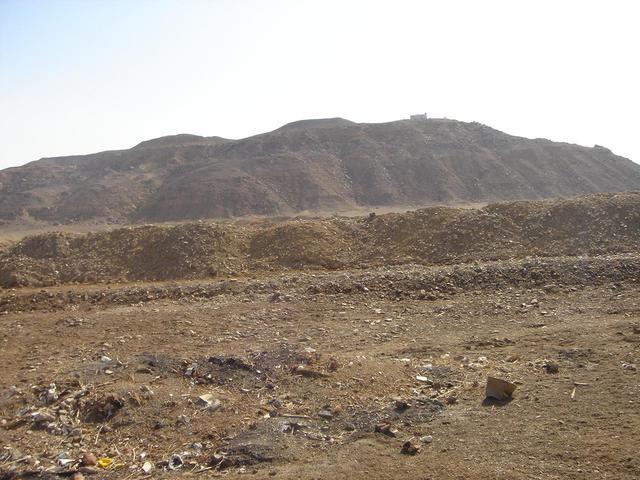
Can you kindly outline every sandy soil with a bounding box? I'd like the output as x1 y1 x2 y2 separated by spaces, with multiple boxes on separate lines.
1 258 639 479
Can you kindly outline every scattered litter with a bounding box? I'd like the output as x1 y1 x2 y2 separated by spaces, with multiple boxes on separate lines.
57 451 74 467
142 460 154 473
292 365 329 378
167 454 184 470
374 423 397 437
400 441 420 455
97 457 113 469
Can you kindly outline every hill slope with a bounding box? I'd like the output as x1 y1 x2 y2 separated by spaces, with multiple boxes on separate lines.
1 118 639 223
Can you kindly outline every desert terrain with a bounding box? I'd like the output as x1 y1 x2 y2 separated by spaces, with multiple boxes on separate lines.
2 118 640 224
1 193 639 479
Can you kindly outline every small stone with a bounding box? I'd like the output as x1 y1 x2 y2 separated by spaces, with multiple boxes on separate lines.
415 375 431 383
196 394 222 411
420 435 433 443
485 377 517 400
176 415 191 426
71 473 85 480
80 452 97 466
317 410 333 420
142 461 154 473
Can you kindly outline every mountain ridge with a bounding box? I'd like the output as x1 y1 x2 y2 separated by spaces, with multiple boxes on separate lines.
1 117 639 224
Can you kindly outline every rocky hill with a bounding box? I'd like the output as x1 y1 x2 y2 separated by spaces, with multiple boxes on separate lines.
1 118 639 223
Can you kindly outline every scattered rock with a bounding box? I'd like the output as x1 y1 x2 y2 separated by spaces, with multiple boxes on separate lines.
485 377 517 400
196 394 222 411
420 435 433 444
80 452 97 467
176 415 191 426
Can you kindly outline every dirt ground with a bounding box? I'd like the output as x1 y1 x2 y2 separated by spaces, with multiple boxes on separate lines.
1 255 639 479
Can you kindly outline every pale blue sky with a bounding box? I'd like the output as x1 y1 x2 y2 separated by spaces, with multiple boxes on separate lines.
1 0 638 168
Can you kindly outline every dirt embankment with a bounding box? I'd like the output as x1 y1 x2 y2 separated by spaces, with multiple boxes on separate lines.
1 192 639 288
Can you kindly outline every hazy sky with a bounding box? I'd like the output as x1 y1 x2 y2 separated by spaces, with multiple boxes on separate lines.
1 0 638 169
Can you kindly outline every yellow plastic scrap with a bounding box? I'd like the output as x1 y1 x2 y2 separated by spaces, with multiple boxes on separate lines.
97 457 113 469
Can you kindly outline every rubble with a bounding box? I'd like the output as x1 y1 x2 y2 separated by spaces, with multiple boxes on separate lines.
196 394 222 411
485 377 517 401
2 193 640 288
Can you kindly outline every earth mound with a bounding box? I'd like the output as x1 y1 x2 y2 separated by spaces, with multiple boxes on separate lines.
1 192 639 287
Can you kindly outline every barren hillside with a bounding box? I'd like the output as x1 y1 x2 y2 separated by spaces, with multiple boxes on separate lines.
1 118 639 224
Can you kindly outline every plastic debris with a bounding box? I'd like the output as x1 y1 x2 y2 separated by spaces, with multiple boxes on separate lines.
167 454 184 470
97 457 113 469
